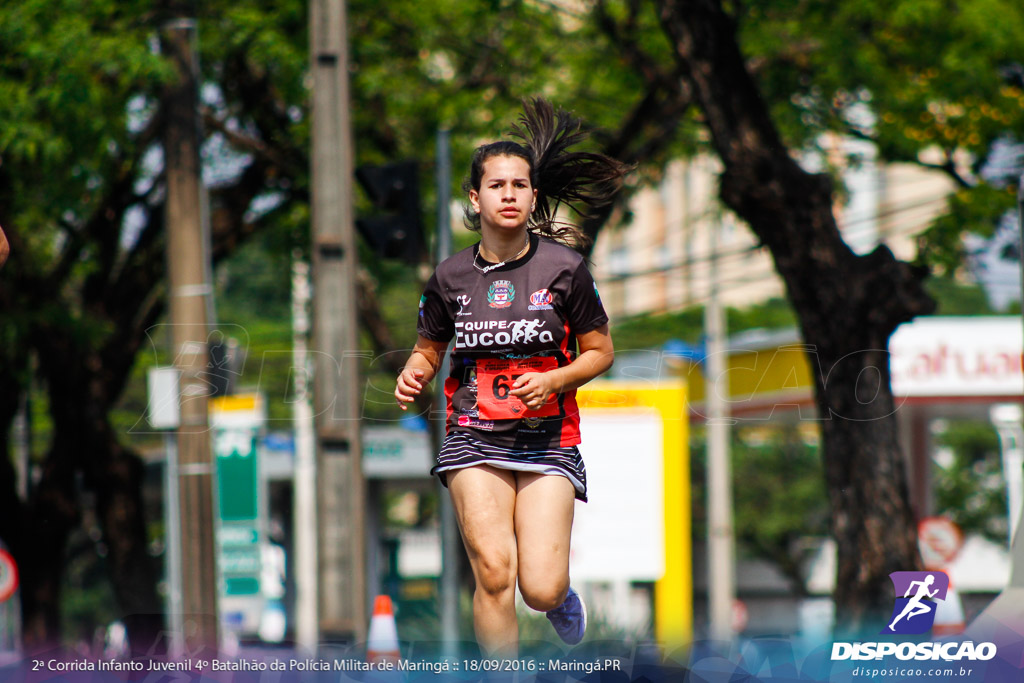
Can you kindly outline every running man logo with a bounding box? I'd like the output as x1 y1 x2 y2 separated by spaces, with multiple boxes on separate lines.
882 571 949 635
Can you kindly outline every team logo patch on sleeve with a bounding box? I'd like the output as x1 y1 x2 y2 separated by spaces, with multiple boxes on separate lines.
529 289 554 310
487 280 516 308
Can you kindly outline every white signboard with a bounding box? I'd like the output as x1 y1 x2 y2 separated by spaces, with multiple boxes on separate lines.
890 317 1023 397
146 367 180 429
570 412 665 580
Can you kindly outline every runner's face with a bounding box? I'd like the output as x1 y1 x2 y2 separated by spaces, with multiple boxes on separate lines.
469 155 537 235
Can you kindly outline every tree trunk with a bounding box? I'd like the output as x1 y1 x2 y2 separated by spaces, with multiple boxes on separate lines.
0 9 285 651
14 331 165 655
88 435 165 654
20 449 80 653
0 349 28 560
658 0 935 633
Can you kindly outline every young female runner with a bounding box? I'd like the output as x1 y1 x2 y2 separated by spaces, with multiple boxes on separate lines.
395 99 628 655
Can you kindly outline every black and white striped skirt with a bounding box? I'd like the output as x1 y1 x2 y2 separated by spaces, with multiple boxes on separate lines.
432 431 588 502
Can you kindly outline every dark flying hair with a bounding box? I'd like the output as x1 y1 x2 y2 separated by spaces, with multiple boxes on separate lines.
462 98 630 249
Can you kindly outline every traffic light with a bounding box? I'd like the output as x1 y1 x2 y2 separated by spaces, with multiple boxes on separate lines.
355 160 423 263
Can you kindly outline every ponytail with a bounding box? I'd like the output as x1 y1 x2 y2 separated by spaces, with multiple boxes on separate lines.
463 98 631 250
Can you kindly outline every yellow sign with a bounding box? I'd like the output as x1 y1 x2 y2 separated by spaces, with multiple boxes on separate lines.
576 381 692 646
684 345 813 407
210 393 261 415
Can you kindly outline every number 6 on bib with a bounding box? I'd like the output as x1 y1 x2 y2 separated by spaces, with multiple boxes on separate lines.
476 357 560 420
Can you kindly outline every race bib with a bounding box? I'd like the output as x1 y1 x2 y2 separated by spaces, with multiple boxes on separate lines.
475 357 560 420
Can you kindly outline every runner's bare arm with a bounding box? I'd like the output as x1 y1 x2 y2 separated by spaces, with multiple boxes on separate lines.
0 224 9 268
395 335 450 409
511 324 613 410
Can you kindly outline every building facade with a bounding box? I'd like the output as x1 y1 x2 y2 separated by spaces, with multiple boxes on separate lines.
591 146 956 319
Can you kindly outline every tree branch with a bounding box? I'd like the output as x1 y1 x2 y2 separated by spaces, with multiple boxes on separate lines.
595 0 670 89
842 124 973 190
48 110 164 290
201 106 304 176
218 50 306 175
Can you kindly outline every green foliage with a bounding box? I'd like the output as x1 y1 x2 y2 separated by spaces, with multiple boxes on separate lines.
60 528 121 647
739 0 1024 160
612 297 797 351
931 420 1007 543
0 0 168 298
690 423 828 592
731 425 828 544
923 275 998 315
735 0 1024 270
215 230 293 322
916 184 1019 275
728 297 800 333
613 307 705 351
0 1 169 169
226 319 295 422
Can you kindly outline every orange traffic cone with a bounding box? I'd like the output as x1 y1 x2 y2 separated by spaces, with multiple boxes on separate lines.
932 578 966 637
367 595 401 666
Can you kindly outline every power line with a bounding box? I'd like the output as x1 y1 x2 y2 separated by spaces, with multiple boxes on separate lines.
610 250 1024 317
597 192 950 283
606 258 783 309
600 167 952 260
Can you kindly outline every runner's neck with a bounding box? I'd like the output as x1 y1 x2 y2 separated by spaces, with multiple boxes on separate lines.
479 231 531 264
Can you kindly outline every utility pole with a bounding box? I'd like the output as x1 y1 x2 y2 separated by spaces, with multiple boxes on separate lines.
705 216 735 642
291 255 319 652
309 0 367 642
161 17 219 653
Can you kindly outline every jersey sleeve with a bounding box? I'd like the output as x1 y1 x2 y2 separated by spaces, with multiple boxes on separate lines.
567 260 609 335
416 272 454 341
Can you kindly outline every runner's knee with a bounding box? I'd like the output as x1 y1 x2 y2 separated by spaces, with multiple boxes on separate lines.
473 551 516 597
519 577 568 612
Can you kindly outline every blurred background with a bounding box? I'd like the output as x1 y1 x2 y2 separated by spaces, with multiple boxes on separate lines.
1 0 1023 664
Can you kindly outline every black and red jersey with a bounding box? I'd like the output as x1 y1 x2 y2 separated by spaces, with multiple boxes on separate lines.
417 232 609 448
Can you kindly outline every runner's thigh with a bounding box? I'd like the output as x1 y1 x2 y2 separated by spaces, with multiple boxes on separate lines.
514 472 575 598
447 466 518 578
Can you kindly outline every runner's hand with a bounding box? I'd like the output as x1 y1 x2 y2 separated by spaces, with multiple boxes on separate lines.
510 372 557 410
395 368 426 410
